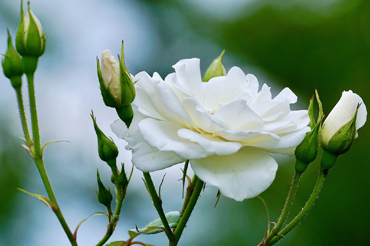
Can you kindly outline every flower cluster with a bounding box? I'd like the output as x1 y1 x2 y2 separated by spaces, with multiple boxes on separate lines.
111 58 310 201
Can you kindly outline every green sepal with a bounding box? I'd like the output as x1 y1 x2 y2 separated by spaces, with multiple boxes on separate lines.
129 211 181 237
315 88 324 123
117 163 129 188
2 30 23 84
97 57 119 108
295 119 322 167
203 49 227 82
307 94 315 129
96 170 113 208
25 4 44 57
15 0 26 56
91 112 119 163
118 41 135 106
116 105 134 128
322 106 358 156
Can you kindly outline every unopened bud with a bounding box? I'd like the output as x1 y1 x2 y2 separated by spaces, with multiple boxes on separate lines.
203 49 227 82
96 170 113 208
97 42 135 109
91 112 119 164
2 30 23 88
15 1 45 58
320 91 367 157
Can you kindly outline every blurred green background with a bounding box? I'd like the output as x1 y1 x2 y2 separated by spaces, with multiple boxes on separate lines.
1 0 369 245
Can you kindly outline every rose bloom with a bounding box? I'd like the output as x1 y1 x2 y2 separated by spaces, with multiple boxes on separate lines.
112 58 310 201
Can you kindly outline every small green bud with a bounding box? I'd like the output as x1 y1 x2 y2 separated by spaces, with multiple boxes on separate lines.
117 163 129 188
2 30 23 88
91 112 119 164
96 170 113 208
202 49 227 82
97 42 135 108
295 89 324 173
295 122 321 172
115 104 134 128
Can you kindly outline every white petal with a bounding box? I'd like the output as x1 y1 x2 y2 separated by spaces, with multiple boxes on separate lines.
138 118 210 159
214 129 279 142
182 97 229 132
273 87 297 104
157 81 194 127
123 112 185 172
178 128 242 156
172 58 203 102
321 90 367 142
247 126 311 150
202 67 254 112
213 100 263 130
111 119 128 139
190 147 278 201
134 72 186 125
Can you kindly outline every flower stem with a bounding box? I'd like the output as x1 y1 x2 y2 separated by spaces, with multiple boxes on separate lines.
26 73 77 246
143 172 176 242
35 157 78 246
262 169 301 245
27 74 41 155
267 169 327 245
96 163 127 246
15 86 32 145
180 174 198 216
170 176 204 246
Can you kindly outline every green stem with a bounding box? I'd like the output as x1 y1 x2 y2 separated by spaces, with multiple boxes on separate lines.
26 73 77 246
96 162 127 246
35 157 77 246
15 86 32 145
95 215 119 246
26 73 41 155
268 169 327 245
180 175 198 216
143 172 175 242
262 170 301 245
170 177 204 246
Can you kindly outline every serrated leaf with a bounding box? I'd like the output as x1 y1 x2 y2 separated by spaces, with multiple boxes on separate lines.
129 211 181 236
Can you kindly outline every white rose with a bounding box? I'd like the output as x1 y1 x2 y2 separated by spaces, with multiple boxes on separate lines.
112 58 310 201
321 90 367 145
101 50 121 102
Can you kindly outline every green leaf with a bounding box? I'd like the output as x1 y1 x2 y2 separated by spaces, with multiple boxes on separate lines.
17 188 58 211
129 211 181 236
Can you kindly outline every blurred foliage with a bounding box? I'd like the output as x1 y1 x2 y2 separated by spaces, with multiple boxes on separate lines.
0 117 30 245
